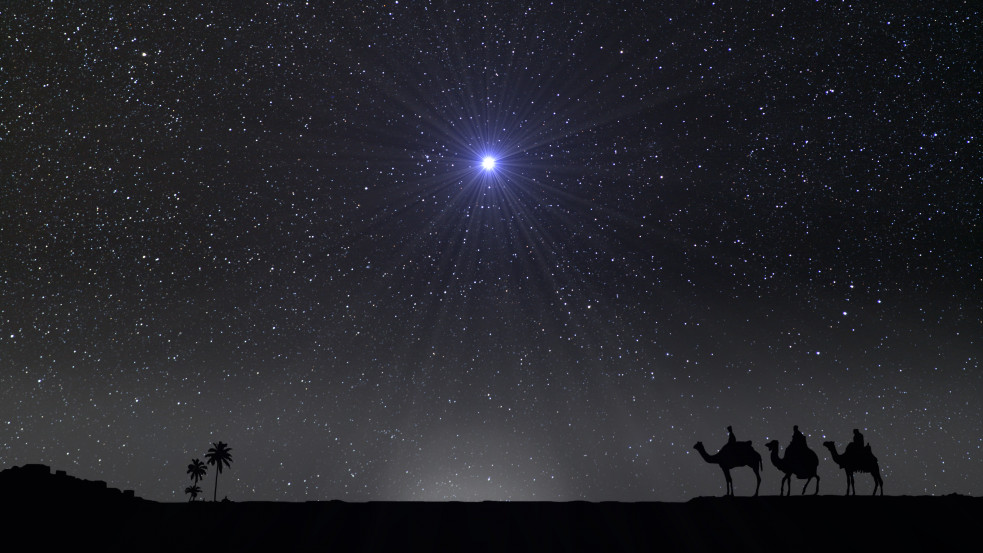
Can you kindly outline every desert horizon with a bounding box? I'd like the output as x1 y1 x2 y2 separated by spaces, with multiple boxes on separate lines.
4 4 978 546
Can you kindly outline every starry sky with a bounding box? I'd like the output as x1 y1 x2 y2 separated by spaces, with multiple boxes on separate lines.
2 2 980 502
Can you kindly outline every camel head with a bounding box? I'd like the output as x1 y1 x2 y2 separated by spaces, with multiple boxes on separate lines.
693 441 704 451
822 441 842 459
765 440 779 451
822 441 845 467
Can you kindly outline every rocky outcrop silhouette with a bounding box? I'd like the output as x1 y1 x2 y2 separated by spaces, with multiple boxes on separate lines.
0 463 141 504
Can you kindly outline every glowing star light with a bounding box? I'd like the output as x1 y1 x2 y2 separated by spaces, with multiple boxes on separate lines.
481 156 496 170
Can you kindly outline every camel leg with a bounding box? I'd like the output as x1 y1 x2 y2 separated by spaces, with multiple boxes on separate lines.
752 466 760 497
814 475 820 495
722 468 733 496
801 477 811 495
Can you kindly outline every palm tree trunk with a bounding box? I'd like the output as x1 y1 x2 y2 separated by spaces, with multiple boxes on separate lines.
213 470 219 502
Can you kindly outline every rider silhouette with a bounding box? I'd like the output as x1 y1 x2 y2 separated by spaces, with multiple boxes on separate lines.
852 428 864 448
791 425 806 449
788 425 807 463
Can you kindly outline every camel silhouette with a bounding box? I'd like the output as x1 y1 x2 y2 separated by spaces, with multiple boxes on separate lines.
765 440 820 495
823 440 883 495
694 440 763 496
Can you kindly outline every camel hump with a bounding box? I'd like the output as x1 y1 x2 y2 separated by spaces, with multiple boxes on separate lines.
740 440 753 447
865 444 878 463
845 441 860 457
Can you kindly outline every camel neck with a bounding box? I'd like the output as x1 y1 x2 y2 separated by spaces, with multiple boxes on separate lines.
696 447 718 463
770 448 782 463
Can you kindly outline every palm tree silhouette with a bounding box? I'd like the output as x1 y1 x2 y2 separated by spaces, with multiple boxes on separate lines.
184 484 202 502
205 441 233 502
187 458 207 487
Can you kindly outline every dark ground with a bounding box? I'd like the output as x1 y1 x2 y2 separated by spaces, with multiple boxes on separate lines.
4 465 978 552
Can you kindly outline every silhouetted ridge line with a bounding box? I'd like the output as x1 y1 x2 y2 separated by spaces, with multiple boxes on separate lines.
0 463 143 503
5 494 981 552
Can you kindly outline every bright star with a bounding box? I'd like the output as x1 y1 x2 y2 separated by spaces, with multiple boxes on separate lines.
481 156 496 170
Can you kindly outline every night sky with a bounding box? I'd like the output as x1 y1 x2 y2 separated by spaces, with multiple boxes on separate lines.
2 2 980 502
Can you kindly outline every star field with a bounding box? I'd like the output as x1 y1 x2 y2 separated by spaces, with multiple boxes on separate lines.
1 2 980 501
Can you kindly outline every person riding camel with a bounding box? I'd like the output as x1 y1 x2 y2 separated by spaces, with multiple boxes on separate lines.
787 425 807 464
791 425 806 448
846 428 866 462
